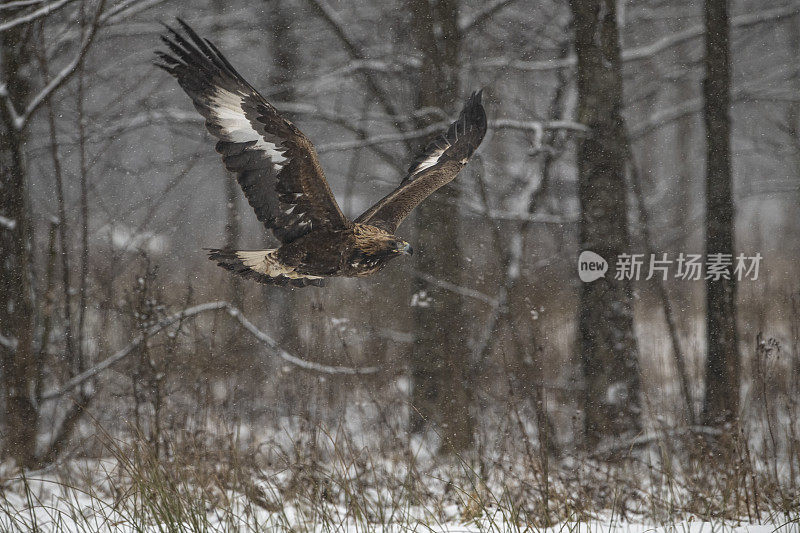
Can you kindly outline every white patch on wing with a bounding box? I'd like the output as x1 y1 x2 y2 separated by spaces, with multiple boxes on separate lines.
210 89 288 167
235 250 322 280
410 146 448 177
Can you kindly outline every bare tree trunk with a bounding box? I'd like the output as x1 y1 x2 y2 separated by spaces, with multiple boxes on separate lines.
784 15 800 267
569 0 642 449
701 0 739 428
408 0 474 453
675 39 696 252
0 24 38 468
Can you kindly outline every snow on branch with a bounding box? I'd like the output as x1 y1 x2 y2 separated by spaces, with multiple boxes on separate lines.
0 214 18 230
0 333 19 351
0 0 75 33
492 118 588 133
42 301 378 401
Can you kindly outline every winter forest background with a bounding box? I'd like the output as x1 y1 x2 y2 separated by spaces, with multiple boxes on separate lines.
1 0 799 530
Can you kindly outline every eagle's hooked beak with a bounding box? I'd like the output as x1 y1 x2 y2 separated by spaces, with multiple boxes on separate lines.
396 241 413 256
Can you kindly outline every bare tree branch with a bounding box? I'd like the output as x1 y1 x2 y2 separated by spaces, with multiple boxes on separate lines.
226 305 379 375
629 85 756 139
302 0 409 144
317 118 586 153
0 0 48 11
317 121 445 153
9 0 106 131
459 201 577 223
458 0 520 33
414 270 499 307
492 118 589 133
99 0 166 24
0 0 75 33
42 301 379 401
111 106 403 171
477 4 800 72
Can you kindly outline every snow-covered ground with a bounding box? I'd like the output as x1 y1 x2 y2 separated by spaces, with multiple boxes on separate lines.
1 461 797 533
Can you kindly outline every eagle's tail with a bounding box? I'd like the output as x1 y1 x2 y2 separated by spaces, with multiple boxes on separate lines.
207 249 325 288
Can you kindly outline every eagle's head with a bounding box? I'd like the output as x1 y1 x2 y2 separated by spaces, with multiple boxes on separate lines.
361 236 413 258
392 240 413 256
352 226 413 272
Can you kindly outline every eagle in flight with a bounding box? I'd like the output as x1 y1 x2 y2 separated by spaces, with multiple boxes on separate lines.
155 20 487 287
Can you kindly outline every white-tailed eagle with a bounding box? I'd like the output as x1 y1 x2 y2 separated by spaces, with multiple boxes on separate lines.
155 19 486 287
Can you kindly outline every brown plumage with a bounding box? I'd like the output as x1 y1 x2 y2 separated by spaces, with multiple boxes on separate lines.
155 19 487 287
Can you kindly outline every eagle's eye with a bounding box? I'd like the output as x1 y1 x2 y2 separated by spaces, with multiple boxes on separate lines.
393 241 413 256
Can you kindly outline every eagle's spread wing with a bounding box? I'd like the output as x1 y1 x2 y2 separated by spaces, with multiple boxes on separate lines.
355 91 487 233
155 19 349 243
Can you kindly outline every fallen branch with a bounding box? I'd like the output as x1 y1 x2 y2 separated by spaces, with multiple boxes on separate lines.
42 301 378 401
